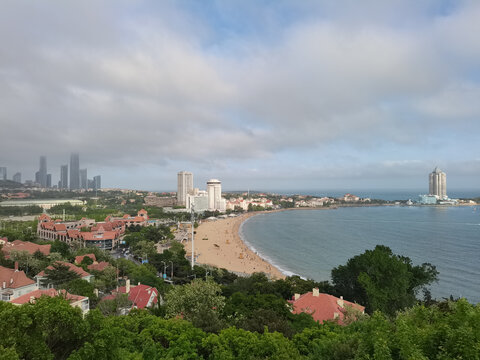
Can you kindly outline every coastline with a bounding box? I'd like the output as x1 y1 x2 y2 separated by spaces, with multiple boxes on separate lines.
186 211 285 279
184 203 478 280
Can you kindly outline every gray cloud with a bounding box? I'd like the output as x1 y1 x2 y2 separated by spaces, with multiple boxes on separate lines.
0 0 479 189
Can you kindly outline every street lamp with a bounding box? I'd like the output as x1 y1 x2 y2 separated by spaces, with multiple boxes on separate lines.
169 261 173 279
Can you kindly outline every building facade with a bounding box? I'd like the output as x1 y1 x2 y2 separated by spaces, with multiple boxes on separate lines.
12 172 21 183
0 167 6 181
39 156 47 187
93 175 101 190
60 164 68 189
429 167 447 199
80 169 87 190
207 179 225 211
70 153 80 190
177 171 193 206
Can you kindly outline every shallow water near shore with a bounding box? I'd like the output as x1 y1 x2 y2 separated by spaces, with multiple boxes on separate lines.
240 206 480 303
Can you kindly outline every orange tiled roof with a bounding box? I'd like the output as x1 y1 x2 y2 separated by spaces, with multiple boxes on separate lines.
36 261 91 278
289 291 364 325
0 265 35 289
11 288 87 304
2 240 51 257
74 254 97 265
87 261 111 272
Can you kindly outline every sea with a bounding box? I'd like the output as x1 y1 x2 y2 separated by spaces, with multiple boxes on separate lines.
240 205 480 304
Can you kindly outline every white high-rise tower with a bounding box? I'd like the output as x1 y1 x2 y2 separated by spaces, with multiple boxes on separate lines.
207 179 222 211
429 167 447 199
177 171 193 206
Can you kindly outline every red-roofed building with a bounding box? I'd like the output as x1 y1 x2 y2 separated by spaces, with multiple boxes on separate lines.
289 288 365 325
0 264 37 301
2 240 51 259
103 280 159 310
11 288 89 315
35 261 93 289
87 261 111 272
74 254 97 265
0 237 8 246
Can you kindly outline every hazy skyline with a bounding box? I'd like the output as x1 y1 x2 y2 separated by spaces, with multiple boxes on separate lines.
1 1 479 192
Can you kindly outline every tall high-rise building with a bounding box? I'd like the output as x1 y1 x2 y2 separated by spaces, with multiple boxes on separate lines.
39 156 47 187
207 179 222 211
93 175 101 190
12 172 21 183
80 169 88 190
0 167 6 180
46 174 52 188
177 171 193 206
429 167 447 199
60 164 68 189
70 153 80 190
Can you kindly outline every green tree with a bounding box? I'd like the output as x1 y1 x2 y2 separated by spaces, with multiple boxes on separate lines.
165 279 226 332
41 262 81 288
61 278 98 306
97 294 132 316
131 240 156 260
331 245 438 315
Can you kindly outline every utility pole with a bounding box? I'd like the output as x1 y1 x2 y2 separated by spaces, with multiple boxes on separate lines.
191 204 195 269
170 261 173 279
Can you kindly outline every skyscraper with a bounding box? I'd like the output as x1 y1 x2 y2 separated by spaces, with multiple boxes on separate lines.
177 171 193 206
39 156 47 187
12 172 21 183
0 167 6 180
80 169 88 190
70 153 80 190
93 175 101 190
60 164 68 189
207 179 222 211
429 167 447 199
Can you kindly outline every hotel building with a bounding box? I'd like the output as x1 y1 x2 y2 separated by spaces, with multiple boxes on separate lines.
177 171 193 206
429 167 447 199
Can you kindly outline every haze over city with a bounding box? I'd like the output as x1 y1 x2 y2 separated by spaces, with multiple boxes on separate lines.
1 0 479 191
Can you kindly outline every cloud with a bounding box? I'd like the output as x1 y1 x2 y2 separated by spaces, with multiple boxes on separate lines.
0 0 479 189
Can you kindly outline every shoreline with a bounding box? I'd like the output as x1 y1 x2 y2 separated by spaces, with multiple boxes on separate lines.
185 203 477 280
186 211 285 279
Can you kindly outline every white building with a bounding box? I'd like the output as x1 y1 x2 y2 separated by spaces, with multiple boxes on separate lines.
429 167 447 199
207 179 226 212
177 171 193 206
186 190 209 212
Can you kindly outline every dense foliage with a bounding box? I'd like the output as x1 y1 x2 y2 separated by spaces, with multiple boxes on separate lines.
0 297 478 359
331 245 438 315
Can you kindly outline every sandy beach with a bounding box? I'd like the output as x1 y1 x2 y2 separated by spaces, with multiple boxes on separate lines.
183 212 285 279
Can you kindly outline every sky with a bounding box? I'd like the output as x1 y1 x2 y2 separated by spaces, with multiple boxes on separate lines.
1 0 479 192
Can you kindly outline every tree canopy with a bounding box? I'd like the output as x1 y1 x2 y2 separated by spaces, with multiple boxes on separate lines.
331 245 438 315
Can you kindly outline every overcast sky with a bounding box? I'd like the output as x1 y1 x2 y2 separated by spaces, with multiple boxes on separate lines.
1 0 479 193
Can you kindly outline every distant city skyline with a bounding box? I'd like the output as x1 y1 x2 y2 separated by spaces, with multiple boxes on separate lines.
0 1 479 193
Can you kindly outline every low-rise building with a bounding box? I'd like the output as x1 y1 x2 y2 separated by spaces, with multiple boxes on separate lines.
11 288 89 316
0 264 38 301
1 240 51 259
289 288 365 325
35 261 93 289
103 280 159 310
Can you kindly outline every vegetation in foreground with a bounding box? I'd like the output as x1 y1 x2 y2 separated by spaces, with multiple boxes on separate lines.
0 296 478 359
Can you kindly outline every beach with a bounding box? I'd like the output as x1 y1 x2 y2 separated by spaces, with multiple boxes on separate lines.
184 212 285 279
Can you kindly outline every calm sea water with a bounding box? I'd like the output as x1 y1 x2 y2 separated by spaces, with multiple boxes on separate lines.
240 206 480 303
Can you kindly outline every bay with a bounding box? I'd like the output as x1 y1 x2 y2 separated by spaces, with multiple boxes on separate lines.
240 206 480 303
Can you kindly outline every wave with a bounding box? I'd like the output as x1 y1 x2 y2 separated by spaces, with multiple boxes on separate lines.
239 217 301 278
